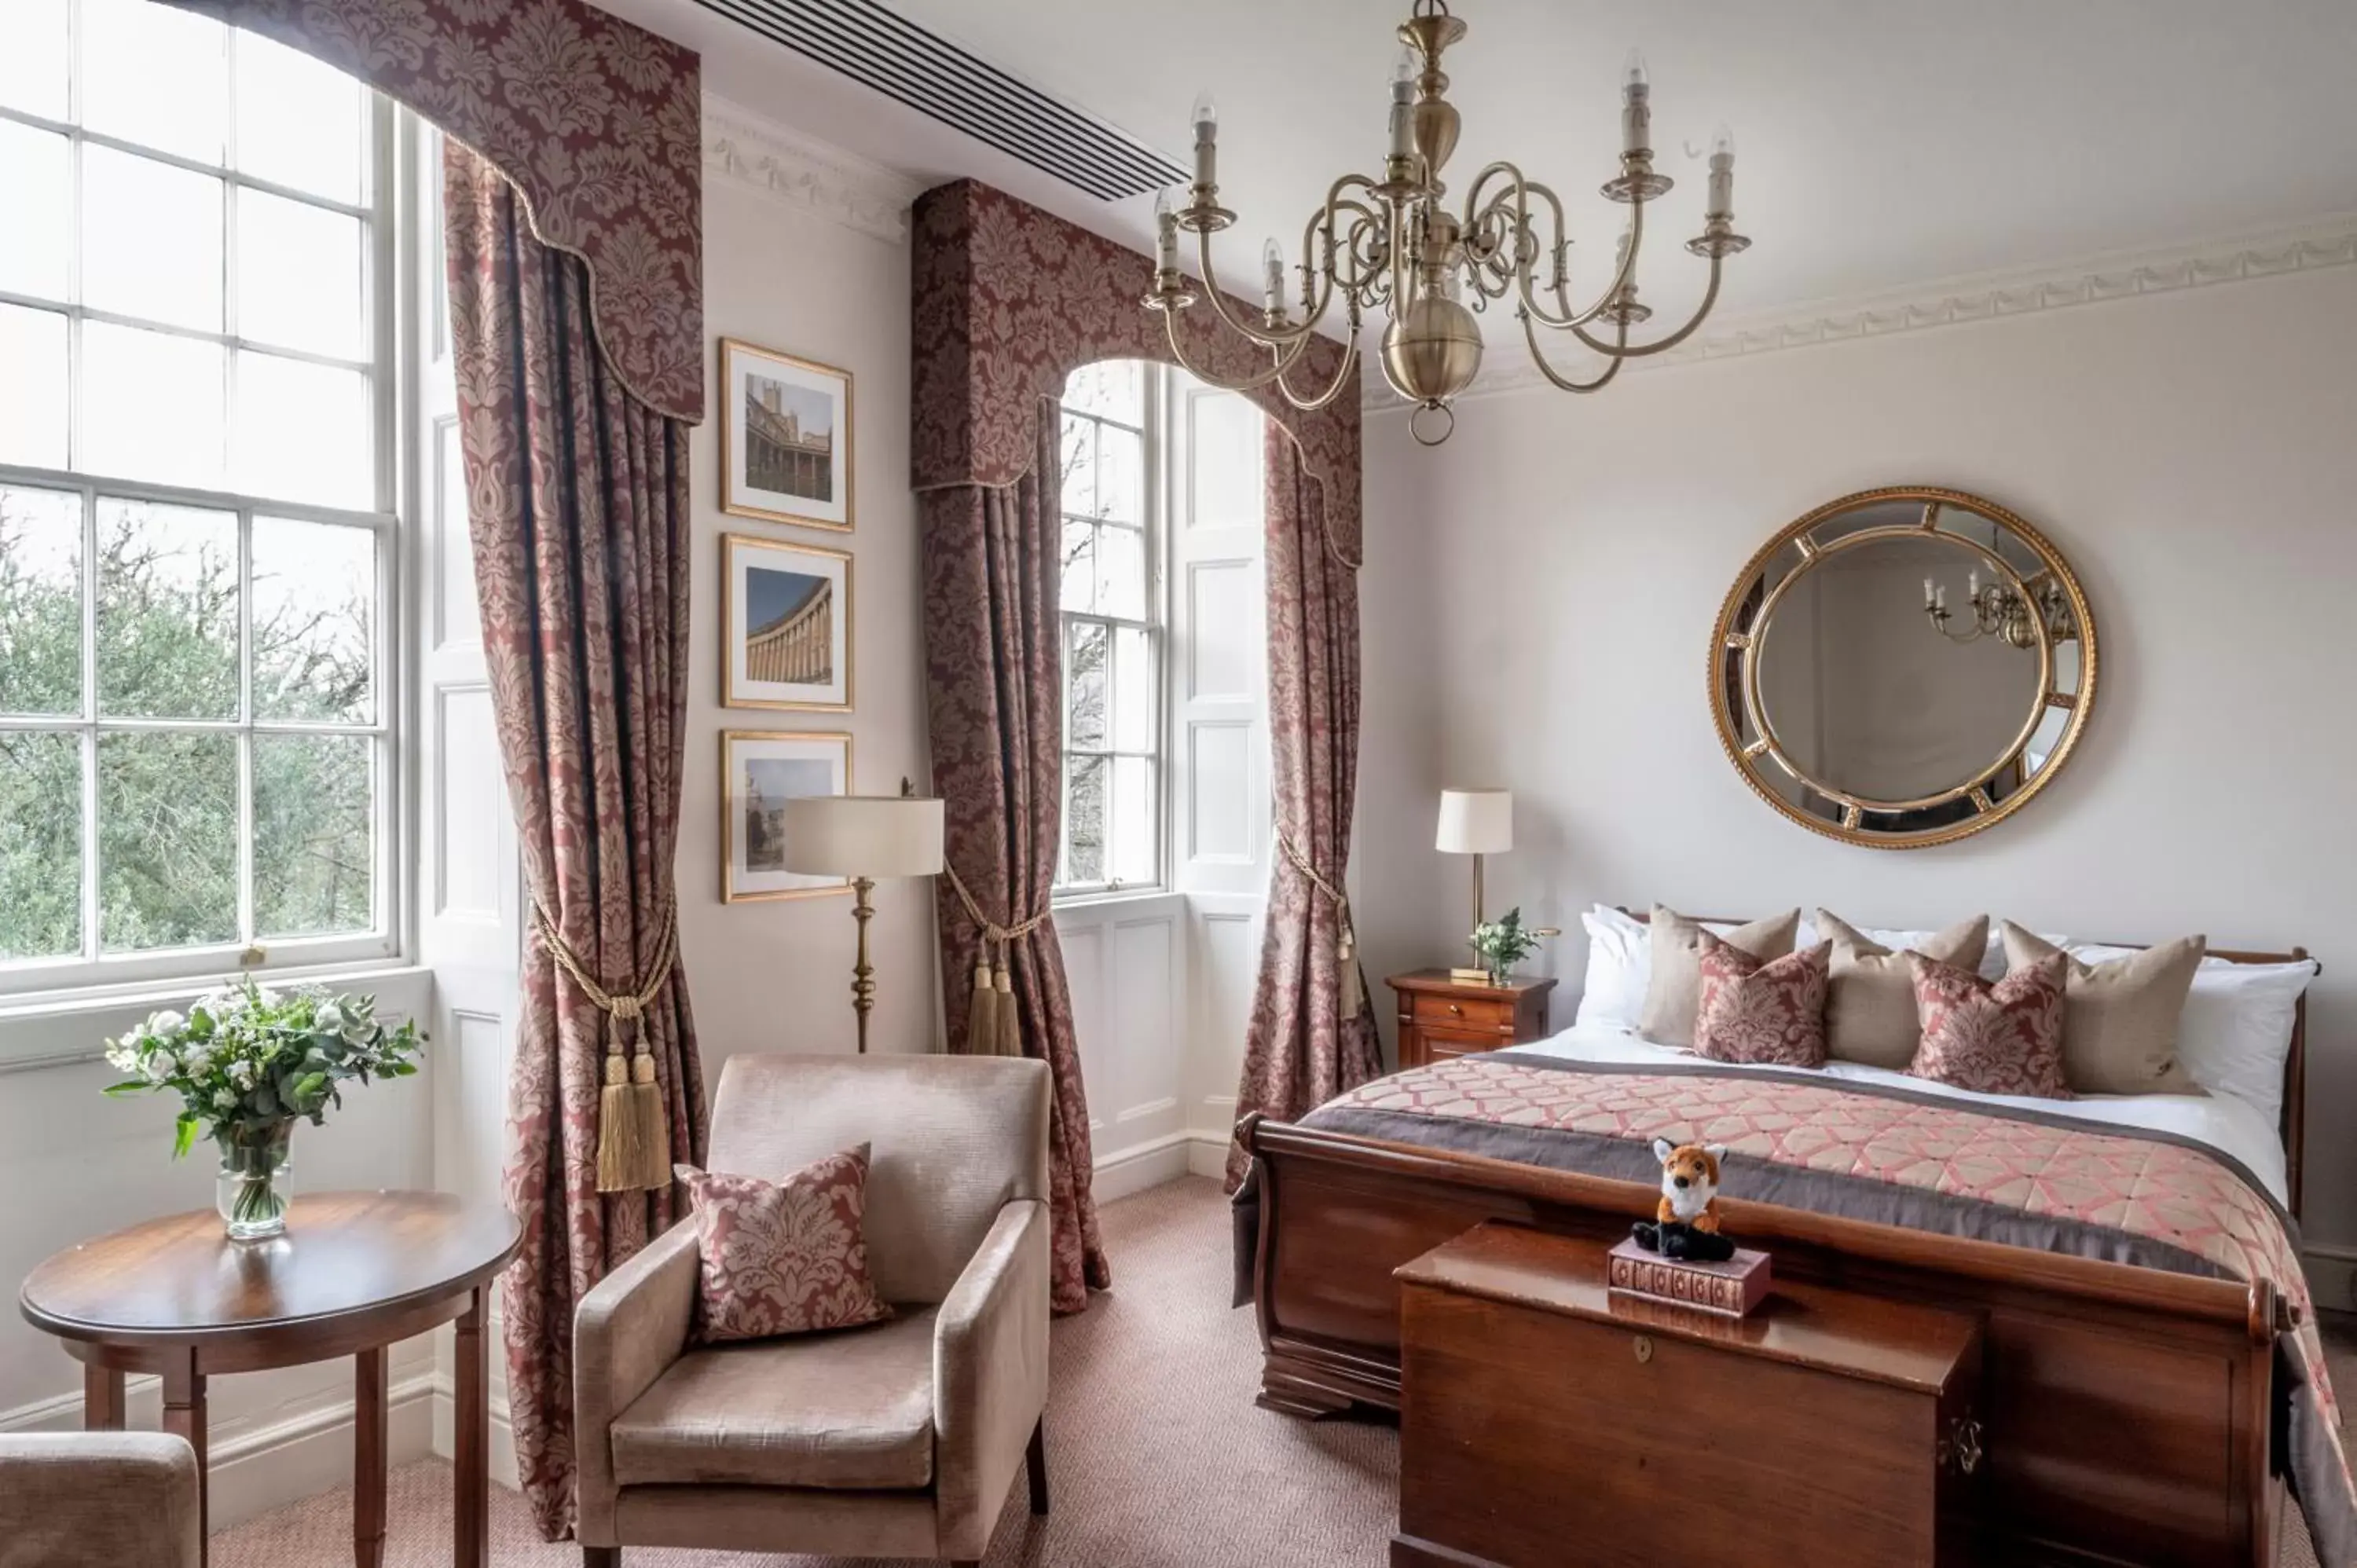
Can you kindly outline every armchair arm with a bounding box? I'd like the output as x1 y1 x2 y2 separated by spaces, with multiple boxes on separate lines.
933 1198 1050 1558
0 1433 200 1568
573 1218 701 1542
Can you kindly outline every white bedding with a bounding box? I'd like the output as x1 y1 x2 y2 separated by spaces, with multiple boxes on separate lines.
1500 1021 2292 1209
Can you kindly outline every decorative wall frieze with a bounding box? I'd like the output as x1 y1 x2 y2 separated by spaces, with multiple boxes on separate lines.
1365 214 2357 412
703 96 924 244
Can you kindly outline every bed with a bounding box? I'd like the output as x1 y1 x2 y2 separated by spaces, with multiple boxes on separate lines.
1234 937 2344 1567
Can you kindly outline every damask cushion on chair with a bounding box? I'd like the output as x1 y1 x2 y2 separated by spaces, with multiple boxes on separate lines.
608 1307 939 1491
1692 932 1832 1068
675 1145 893 1345
1908 951 2071 1099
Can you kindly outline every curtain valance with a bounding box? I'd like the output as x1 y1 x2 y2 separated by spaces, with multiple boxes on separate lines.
167 0 706 424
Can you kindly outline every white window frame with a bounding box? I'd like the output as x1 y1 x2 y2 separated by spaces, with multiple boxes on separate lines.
1054 363 1169 902
0 35 406 1002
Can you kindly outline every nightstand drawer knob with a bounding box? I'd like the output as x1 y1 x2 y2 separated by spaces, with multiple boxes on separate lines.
1632 1335 1653 1365
1448 1003 1463 1015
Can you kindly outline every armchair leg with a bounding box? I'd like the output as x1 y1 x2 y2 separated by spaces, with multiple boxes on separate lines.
582 1548 620 1567
1028 1416 1049 1515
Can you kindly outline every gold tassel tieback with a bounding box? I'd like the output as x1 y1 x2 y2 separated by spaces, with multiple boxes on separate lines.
943 864 1048 1057
533 902 679 1193
1277 827 1364 1021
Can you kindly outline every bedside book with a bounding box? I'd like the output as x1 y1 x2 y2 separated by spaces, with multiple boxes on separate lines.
1606 1234 1773 1318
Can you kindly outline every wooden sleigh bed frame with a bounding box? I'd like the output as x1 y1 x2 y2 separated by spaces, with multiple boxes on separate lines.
1238 935 2315 1568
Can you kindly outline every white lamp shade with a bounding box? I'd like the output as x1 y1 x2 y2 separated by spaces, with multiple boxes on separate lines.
779 795 946 878
1435 788 1512 855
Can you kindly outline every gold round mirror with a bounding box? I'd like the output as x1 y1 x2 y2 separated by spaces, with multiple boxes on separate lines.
1709 486 2097 849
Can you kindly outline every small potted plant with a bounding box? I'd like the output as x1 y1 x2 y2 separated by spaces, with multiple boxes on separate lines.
103 979 421 1240
1468 907 1544 987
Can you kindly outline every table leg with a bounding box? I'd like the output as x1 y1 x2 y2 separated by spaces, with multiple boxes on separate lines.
82 1364 126 1431
160 1349 207 1567
455 1285 489 1568
354 1346 388 1568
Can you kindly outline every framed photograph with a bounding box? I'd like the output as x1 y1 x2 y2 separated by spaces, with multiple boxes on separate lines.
721 338 853 530
721 730 852 902
724 533 852 711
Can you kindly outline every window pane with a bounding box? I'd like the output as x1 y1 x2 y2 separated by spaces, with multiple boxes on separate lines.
0 305 70 471
1095 524 1144 620
233 31 367 204
82 146 225 332
1063 360 1141 424
1066 621 1107 749
235 352 370 507
0 485 84 717
254 734 372 936
1112 627 1155 753
0 121 71 302
1061 753 1105 887
97 498 238 720
98 729 236 952
0 0 68 120
80 0 228 163
1058 414 1096 521
1059 519 1094 614
82 323 227 492
236 189 366 358
252 516 373 723
1095 424 1142 523
1111 755 1157 886
0 731 82 961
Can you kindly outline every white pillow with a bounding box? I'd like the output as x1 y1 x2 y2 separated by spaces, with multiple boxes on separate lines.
2068 946 2315 1129
1574 904 1809 1031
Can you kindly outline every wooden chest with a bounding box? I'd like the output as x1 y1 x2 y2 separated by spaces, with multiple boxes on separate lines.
1394 1224 1985 1568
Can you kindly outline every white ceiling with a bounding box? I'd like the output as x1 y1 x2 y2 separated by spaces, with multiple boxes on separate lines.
602 0 2357 338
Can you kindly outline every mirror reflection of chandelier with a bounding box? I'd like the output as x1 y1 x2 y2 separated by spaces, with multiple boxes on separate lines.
1140 0 1750 444
1923 566 2077 650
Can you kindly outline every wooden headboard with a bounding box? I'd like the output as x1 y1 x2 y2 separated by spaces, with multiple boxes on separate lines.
1616 910 2317 1219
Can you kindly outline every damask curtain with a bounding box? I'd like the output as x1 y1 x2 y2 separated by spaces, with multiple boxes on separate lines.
1226 432 1381 1189
920 412 1111 1313
443 148 705 1541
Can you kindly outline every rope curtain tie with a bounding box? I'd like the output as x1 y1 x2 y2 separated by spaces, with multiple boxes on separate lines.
532 901 679 1193
1275 827 1364 1020
942 860 1050 1057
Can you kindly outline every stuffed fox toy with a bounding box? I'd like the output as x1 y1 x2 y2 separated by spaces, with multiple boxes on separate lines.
1651 1137 1729 1235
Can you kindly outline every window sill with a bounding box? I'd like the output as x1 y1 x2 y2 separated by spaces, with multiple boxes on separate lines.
0 961 431 1075
1052 886 1180 916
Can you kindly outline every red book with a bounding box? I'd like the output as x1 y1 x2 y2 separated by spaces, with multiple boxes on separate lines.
1606 1236 1773 1319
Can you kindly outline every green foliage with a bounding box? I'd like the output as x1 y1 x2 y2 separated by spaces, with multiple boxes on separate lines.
1470 907 1543 978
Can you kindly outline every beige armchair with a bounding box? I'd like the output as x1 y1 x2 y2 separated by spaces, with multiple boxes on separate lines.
0 1433 201 1568
575 1053 1054 1568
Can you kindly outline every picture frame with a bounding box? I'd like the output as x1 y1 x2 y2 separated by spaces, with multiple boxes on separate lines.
723 533 852 712
720 730 852 903
720 338 853 531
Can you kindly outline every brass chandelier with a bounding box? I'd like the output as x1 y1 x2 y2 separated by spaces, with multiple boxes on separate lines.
1142 0 1750 443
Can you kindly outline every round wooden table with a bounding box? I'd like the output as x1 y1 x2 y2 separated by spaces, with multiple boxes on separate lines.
19 1190 522 1568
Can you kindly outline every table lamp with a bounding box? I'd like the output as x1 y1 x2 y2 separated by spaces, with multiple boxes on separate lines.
1435 788 1512 982
781 789 946 1053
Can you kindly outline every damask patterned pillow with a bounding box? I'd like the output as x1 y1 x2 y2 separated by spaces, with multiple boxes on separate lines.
1692 931 1832 1068
1907 952 2072 1100
674 1146 894 1345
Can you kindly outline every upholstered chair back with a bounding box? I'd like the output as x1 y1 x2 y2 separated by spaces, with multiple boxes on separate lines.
704 1053 1051 1306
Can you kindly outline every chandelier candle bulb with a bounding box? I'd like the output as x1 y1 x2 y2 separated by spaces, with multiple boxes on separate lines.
1390 48 1418 159
1263 238 1286 311
1154 189 1178 271
1707 124 1736 220
1622 49 1651 156
1191 90 1219 192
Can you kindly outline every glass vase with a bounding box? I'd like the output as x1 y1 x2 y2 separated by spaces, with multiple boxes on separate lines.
217 1119 294 1240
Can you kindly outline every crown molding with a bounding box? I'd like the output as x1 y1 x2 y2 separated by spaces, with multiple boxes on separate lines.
702 95 924 245
1363 214 2357 412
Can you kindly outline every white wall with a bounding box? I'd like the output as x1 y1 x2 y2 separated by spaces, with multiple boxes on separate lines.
1353 264 2357 1261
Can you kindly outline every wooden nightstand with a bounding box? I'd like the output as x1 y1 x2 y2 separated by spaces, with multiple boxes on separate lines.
1387 969 1557 1068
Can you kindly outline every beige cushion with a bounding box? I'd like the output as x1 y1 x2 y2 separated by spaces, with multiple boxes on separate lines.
0 1434 201 1568
2000 924 2206 1095
610 1307 937 1491
1819 911 1989 1069
1638 906 1801 1047
706 1054 1050 1304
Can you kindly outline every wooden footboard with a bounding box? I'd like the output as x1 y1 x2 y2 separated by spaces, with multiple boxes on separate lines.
1241 1113 2290 1568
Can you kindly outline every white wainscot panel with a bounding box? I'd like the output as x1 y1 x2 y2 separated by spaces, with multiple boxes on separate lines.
1196 905 1259 1119
1187 558 1257 700
1058 896 1188 1199
1058 924 1105 1133
431 1009 508 1208
1188 720 1252 864
1109 913 1178 1133
434 416 479 650
436 686 502 923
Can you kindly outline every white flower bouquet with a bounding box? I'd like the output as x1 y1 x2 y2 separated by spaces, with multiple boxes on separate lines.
104 978 421 1236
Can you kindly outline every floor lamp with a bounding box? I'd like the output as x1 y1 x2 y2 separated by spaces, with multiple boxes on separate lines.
781 791 946 1053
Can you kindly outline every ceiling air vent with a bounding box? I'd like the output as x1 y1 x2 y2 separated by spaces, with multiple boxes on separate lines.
693 0 1189 202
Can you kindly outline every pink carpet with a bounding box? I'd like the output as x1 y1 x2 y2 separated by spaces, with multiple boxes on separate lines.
209 1175 2341 1566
